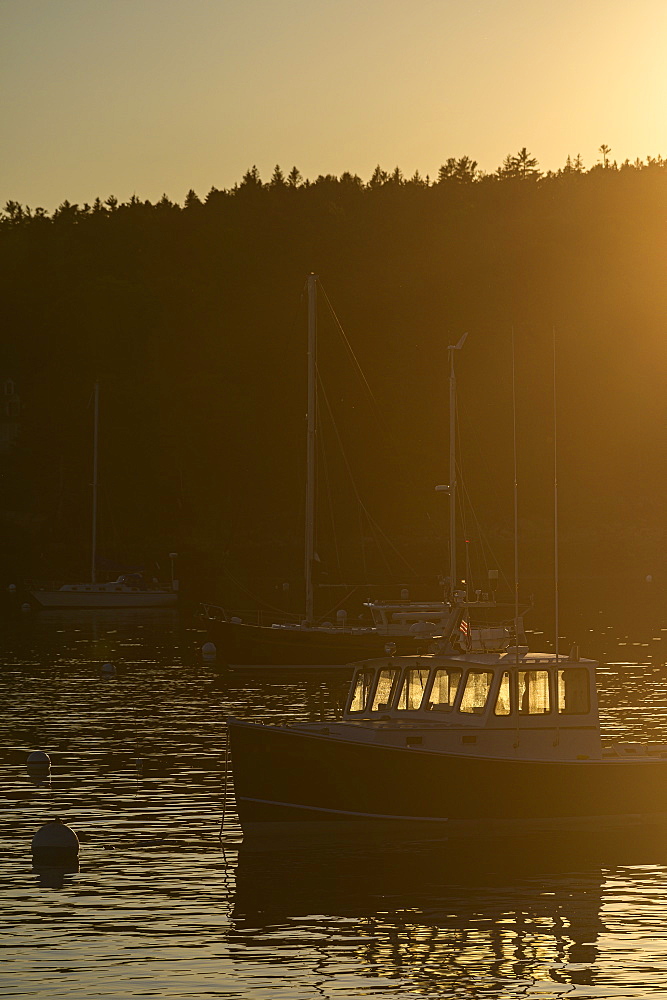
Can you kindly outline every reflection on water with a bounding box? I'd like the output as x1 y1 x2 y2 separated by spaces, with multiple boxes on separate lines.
1 592 667 998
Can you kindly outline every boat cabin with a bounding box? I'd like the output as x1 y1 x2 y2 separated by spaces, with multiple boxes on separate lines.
363 600 449 633
341 651 601 760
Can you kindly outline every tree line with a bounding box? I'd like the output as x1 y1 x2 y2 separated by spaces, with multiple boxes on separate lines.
4 146 667 223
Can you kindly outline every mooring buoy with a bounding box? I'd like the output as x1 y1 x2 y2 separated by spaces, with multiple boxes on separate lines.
31 817 80 862
101 662 116 674
27 750 51 772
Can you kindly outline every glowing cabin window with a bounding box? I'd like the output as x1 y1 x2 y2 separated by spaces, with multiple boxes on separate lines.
518 670 550 714
459 670 494 714
371 668 400 711
427 668 462 711
494 671 511 715
396 667 430 711
558 668 590 714
348 669 375 713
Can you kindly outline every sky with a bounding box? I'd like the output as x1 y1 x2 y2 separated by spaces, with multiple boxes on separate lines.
2 0 667 209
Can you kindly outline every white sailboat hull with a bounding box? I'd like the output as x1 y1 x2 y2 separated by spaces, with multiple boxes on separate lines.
30 587 177 609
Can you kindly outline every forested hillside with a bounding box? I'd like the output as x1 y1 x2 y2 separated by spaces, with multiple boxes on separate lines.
1 150 665 607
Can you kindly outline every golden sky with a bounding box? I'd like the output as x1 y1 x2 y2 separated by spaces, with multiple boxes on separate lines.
2 0 667 208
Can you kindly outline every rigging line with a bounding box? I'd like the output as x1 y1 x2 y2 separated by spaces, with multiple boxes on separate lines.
359 505 369 587
321 586 364 621
458 476 513 594
219 565 301 618
319 283 436 570
316 369 419 576
316 395 343 578
365 506 399 580
318 282 382 414
319 281 414 490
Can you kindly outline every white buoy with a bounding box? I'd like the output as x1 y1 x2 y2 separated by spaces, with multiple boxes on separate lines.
646 575 653 583
27 750 51 770
8 583 17 593
21 603 32 612
31 817 80 859
201 642 217 662
101 662 116 674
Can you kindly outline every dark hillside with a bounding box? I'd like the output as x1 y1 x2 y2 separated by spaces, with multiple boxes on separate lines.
1 154 665 607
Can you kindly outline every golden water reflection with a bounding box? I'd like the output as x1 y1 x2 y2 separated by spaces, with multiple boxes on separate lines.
1 597 667 997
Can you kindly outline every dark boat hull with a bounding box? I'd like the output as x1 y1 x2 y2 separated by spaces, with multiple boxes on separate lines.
228 719 667 831
205 618 431 666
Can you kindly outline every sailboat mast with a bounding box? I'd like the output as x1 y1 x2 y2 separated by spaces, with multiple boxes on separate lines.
448 345 457 596
441 332 467 599
553 327 560 664
511 330 520 662
91 380 99 585
304 274 318 622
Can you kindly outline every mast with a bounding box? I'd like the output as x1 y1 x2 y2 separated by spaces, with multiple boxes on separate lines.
511 330 520 661
440 333 467 599
91 380 99 584
553 327 559 664
304 274 318 622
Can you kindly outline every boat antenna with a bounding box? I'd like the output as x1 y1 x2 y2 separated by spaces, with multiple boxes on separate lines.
436 332 467 601
511 329 520 664
304 274 318 623
91 380 99 585
553 327 559 664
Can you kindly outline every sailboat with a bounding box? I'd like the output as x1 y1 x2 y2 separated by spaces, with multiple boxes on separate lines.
29 383 178 609
202 275 460 667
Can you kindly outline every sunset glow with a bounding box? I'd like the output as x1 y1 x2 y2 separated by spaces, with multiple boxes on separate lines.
3 0 667 208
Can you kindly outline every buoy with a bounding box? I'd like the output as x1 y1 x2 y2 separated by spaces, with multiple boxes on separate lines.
21 603 32 612
201 641 217 662
8 583 17 593
646 575 653 583
101 662 116 674
27 750 50 771
31 817 80 861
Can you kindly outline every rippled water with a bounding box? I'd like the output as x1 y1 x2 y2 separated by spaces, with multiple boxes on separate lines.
2 587 667 999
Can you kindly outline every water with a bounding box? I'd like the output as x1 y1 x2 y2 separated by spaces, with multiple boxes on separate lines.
2 589 667 999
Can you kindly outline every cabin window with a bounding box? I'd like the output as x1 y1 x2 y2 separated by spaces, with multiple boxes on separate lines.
494 671 512 715
459 670 494 714
518 670 550 714
558 668 590 714
371 668 400 711
427 668 462 711
348 669 375 713
396 667 430 711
